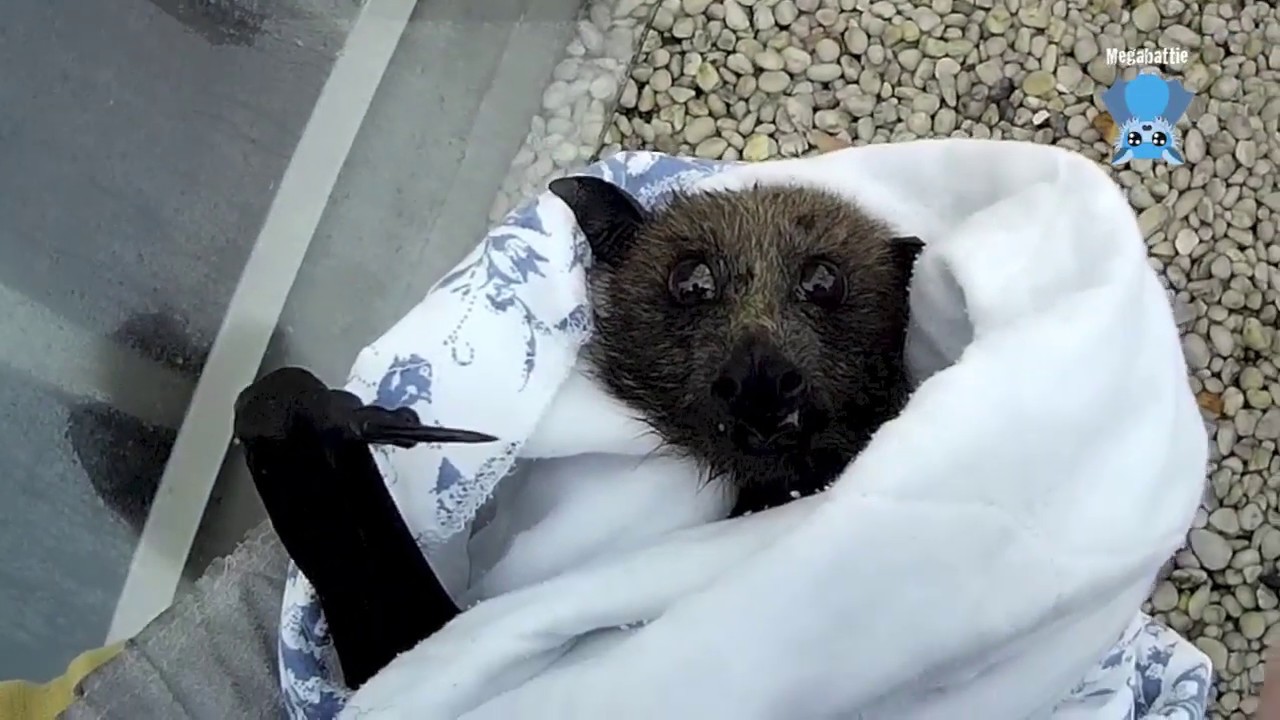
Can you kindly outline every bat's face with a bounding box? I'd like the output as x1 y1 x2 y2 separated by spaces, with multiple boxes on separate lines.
1125 121 1173 151
1112 116 1184 165
549 176 922 502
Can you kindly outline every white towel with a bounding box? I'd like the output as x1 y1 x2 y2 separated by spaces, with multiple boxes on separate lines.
279 145 1213 720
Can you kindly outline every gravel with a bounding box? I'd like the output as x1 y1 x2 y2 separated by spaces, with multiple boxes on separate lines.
500 0 1280 715
487 0 659 224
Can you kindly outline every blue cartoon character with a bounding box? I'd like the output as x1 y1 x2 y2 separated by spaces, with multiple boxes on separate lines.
1101 70 1195 166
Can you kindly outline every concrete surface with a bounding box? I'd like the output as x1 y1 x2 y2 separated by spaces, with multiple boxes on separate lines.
0 0 595 683
0 0 354 681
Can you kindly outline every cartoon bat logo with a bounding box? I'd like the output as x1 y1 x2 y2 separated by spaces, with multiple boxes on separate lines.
1101 71 1195 166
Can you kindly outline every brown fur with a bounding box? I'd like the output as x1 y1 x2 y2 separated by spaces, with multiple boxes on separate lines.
550 177 921 515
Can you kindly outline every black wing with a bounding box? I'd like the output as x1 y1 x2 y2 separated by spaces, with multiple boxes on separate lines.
234 366 492 688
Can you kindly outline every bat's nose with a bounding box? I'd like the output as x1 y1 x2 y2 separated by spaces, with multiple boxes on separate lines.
1141 123 1152 130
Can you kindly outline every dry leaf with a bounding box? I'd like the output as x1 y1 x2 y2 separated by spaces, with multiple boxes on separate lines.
810 130 852 154
1196 390 1224 416
1092 111 1118 144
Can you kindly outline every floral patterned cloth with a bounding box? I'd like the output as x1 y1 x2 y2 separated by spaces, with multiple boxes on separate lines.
276 151 1212 720
1053 615 1213 719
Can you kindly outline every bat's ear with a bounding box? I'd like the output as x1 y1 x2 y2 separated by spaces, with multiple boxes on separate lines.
1100 79 1132 126
549 176 646 268
1162 79 1195 122
889 235 925 292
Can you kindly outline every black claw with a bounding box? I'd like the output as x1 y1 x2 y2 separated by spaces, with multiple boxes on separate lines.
348 406 498 448
234 366 498 449
412 427 500 444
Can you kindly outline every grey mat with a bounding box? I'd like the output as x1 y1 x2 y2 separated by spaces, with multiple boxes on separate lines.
64 522 289 719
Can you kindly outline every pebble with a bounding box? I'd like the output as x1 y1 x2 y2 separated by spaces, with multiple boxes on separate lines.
723 0 749 30
694 136 729 159
1243 319 1269 352
1241 612 1268 641
1210 325 1235 357
1209 508 1241 535
807 64 842 83
1257 409 1280 440
1174 229 1200 256
1261 527 1280 561
814 38 840 63
757 71 791 93
1184 334 1211 370
844 27 869 55
1197 636 1230 671
754 49 784 71
1152 581 1180 612
683 116 717 144
1131 2 1161 32
1022 71 1055 98
742 134 775 161
1138 205 1169 237
1189 529 1233 571
592 0 1280 714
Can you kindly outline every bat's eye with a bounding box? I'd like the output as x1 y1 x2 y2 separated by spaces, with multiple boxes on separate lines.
668 257 718 305
1127 131 1143 146
796 258 846 308
1151 131 1167 146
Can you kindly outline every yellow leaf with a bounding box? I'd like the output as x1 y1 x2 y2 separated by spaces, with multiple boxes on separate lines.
809 130 852 154
1196 390 1224 417
1092 110 1118 144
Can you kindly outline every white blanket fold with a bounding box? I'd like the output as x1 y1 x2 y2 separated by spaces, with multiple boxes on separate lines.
280 142 1212 720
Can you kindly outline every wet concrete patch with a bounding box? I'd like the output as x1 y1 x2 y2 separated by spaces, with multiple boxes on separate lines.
144 0 265 45
65 310 204 533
